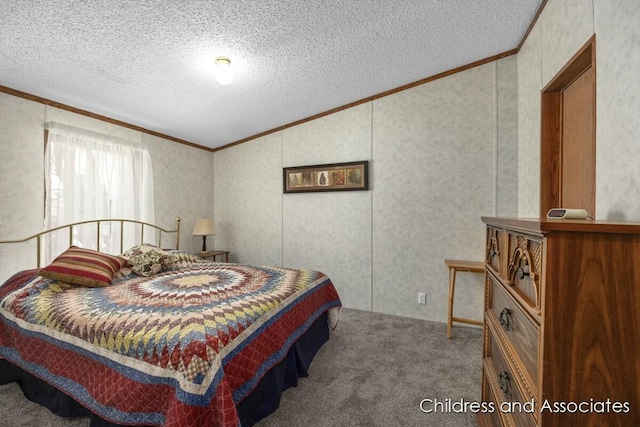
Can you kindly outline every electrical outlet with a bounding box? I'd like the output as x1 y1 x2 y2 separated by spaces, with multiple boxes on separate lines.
418 292 426 305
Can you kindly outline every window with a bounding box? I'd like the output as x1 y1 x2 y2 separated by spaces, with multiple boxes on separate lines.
44 122 155 260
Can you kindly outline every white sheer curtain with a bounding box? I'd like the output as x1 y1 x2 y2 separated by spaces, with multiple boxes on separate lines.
44 122 155 260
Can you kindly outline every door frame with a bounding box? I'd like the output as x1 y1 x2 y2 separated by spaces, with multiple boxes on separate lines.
540 35 596 218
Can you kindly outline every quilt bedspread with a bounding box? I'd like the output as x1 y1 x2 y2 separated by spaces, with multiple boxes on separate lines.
0 262 341 427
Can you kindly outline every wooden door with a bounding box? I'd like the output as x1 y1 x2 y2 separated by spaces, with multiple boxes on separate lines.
560 66 595 213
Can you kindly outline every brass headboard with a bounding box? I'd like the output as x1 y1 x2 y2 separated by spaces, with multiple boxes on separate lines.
0 217 181 268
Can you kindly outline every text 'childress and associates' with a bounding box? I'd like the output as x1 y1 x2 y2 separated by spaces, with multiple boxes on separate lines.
419 398 631 415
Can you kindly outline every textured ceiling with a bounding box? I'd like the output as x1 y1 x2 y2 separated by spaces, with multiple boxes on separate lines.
0 1 542 150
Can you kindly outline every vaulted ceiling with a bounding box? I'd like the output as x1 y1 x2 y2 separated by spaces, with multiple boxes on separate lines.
0 1 543 150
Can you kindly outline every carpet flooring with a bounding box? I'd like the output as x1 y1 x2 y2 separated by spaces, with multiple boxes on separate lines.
0 308 483 427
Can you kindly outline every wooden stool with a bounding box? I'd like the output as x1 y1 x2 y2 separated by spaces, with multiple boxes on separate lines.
445 259 485 338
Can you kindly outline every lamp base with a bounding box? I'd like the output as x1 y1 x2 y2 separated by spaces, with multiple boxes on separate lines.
201 236 207 252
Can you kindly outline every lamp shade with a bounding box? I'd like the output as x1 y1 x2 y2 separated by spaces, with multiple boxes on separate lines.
193 219 215 236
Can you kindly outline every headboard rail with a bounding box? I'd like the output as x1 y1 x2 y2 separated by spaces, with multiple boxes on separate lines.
0 217 181 268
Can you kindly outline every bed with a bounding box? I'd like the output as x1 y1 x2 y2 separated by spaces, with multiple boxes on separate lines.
0 218 341 427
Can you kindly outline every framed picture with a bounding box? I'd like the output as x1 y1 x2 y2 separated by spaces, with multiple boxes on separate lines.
283 161 369 193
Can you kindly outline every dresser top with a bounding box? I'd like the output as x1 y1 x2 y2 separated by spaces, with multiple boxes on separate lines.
481 216 640 235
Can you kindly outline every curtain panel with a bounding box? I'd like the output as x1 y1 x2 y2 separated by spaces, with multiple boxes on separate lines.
43 122 155 261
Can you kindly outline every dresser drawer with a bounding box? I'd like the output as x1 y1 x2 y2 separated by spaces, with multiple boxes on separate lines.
486 226 506 277
481 371 510 427
485 330 537 427
505 231 542 312
487 273 539 388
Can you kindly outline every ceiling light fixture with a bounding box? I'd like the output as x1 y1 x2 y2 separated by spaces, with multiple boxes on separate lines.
214 56 233 86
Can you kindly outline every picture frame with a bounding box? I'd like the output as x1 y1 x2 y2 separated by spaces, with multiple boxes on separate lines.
283 161 369 193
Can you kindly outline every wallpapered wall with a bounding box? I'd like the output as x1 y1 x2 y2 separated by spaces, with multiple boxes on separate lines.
0 92 214 283
517 0 640 219
3 0 636 323
214 57 518 323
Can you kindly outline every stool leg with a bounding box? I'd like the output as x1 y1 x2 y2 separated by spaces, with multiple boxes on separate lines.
447 268 457 338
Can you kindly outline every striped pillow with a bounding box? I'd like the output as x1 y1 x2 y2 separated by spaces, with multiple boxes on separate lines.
39 246 126 288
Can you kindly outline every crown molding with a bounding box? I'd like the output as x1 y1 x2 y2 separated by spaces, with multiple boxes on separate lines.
0 85 214 153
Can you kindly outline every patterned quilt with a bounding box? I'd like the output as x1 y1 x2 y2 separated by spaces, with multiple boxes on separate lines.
0 261 341 426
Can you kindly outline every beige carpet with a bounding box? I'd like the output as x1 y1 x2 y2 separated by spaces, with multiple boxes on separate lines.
0 308 482 427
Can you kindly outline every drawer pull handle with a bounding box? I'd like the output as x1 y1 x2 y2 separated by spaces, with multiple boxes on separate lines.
499 371 511 400
515 266 529 279
499 308 512 331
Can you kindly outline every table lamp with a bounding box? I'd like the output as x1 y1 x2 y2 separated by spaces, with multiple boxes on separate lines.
192 219 215 252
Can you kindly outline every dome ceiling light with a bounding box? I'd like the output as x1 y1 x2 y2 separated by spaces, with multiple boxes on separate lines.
214 56 233 86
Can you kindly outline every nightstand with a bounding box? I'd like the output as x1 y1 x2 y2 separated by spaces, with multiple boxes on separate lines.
199 250 230 262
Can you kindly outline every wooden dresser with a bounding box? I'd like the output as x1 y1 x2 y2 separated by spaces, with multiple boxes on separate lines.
478 217 640 427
